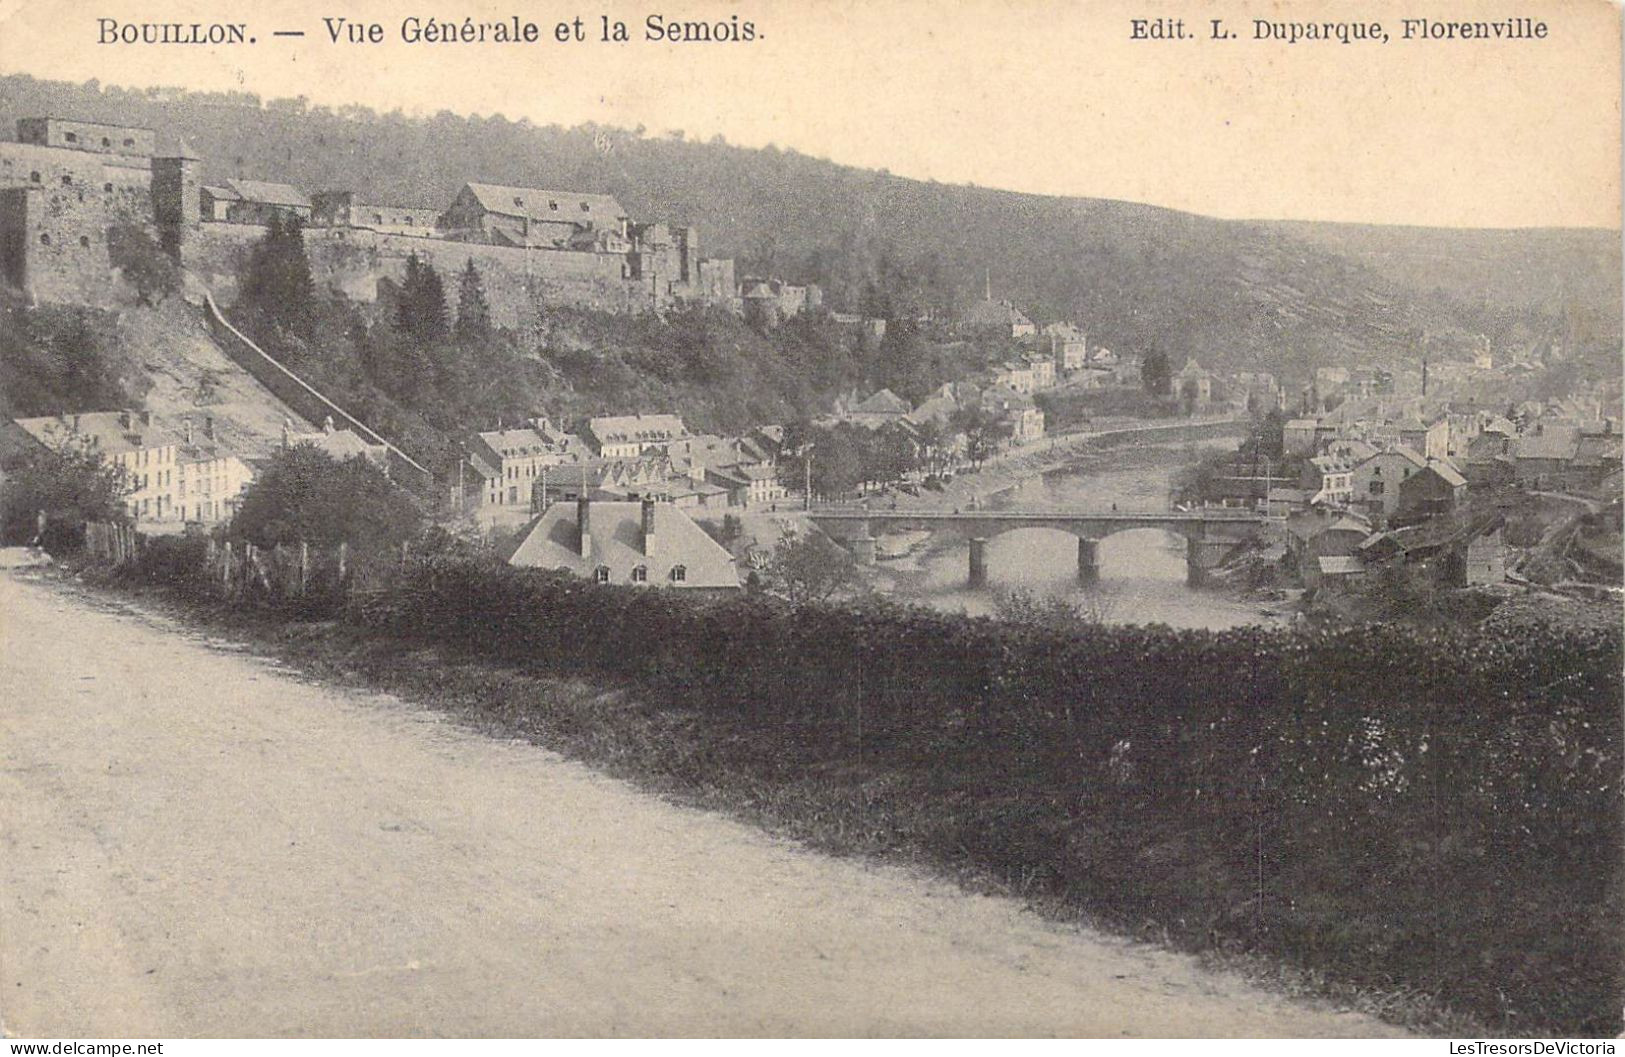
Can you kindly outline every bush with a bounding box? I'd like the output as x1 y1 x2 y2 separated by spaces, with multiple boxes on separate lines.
353 556 1621 1034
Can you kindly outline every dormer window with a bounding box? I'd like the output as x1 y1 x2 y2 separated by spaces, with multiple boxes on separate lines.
631 565 648 583
671 564 687 583
594 566 611 584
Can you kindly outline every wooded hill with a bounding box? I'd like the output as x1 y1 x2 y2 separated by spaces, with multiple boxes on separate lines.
1 74 1619 386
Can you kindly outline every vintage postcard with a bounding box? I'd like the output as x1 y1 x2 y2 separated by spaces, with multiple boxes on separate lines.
0 0 1620 1042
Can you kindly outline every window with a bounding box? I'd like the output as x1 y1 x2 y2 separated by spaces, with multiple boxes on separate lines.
671 564 687 583
580 202 590 212
404 217 413 225
29 171 40 183
548 200 558 211
513 196 524 207
1369 481 1385 495
631 565 648 583
373 213 383 224
61 174 72 186
123 138 134 148
79 236 90 248
101 137 111 148
594 566 611 584
104 183 113 193
38 233 49 245
65 132 78 143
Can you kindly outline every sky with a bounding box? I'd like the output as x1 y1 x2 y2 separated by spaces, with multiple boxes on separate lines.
0 0 1619 228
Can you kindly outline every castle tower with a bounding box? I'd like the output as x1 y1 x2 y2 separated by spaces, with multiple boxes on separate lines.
151 135 201 262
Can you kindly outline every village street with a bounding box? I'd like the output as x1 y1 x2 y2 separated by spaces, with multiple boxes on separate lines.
0 572 1403 1038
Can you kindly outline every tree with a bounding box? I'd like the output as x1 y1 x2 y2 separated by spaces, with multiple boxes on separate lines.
107 225 180 307
1 434 129 548
766 529 860 605
240 213 316 344
229 445 421 554
396 253 449 347
454 258 492 344
1142 348 1172 396
951 406 1012 470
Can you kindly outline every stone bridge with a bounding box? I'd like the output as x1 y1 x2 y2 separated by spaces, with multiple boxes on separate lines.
807 508 1268 587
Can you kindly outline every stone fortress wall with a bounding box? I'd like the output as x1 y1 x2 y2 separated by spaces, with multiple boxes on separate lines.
0 115 763 322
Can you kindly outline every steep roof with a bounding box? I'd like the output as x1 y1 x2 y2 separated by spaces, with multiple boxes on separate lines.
850 388 910 415
1514 430 1580 461
962 298 1032 328
505 500 738 589
460 182 627 227
587 414 689 447
12 411 170 456
225 179 312 210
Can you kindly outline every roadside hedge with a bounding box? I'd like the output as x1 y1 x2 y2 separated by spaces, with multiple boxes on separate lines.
125 543 1624 1033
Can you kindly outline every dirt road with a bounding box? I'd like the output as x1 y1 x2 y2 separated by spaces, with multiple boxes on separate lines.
0 574 1403 1037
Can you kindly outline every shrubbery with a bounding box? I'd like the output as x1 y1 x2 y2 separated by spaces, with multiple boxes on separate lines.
357 557 1621 1034
109 537 1622 1033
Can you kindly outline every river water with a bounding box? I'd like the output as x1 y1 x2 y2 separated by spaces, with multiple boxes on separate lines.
873 439 1278 630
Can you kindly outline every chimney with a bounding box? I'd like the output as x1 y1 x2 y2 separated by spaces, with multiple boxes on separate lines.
139 410 151 428
185 419 194 445
119 411 132 430
577 497 592 558
204 415 215 440
641 497 656 555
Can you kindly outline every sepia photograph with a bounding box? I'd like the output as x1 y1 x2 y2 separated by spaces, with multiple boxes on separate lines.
0 0 1620 1042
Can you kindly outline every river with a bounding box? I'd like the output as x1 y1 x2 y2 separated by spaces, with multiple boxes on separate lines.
869 439 1279 630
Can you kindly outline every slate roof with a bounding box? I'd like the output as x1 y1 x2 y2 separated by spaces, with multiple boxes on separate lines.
461 182 627 227
12 412 168 456
225 179 312 210
850 389 910 415
587 414 688 445
504 500 738 589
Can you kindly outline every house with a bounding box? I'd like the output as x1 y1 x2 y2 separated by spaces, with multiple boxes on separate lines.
1350 447 1429 522
177 420 255 526
1455 523 1507 586
200 178 313 225
1175 359 1213 404
960 296 1035 338
1041 324 1089 371
464 421 582 511
285 418 390 472
1463 434 1515 489
437 182 629 248
311 191 440 237
990 361 1036 395
1301 454 1354 506
1023 352 1056 390
982 386 1045 443
12 410 181 523
1283 418 1320 456
505 497 739 591
1397 460 1468 521
585 414 689 459
840 388 912 430
1285 508 1373 587
1512 426 1580 484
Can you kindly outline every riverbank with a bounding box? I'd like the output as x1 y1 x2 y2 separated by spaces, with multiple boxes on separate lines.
888 416 1247 514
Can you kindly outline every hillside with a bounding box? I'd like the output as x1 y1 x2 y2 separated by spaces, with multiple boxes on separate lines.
3 74 1618 388
2 294 315 457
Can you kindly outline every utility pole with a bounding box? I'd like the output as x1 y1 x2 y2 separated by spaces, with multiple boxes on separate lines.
804 445 813 511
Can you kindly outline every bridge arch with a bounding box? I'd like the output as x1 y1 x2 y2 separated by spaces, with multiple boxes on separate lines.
807 508 1263 589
